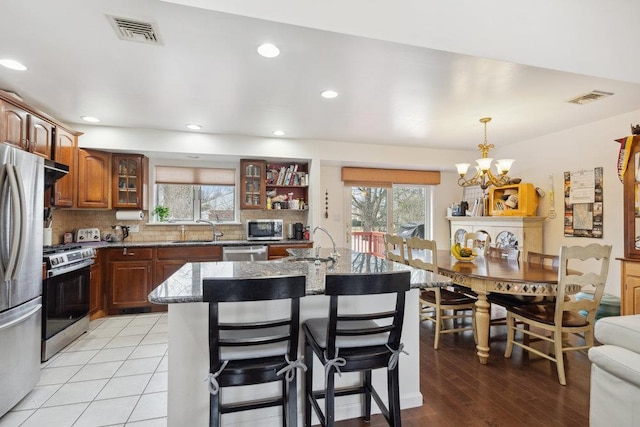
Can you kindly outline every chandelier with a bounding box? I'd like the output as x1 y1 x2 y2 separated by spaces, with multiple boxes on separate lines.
455 117 514 190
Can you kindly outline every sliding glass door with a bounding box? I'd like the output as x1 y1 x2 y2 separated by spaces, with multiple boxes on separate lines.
346 184 431 256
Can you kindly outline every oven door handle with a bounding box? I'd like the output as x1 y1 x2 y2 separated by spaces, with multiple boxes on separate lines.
47 259 94 278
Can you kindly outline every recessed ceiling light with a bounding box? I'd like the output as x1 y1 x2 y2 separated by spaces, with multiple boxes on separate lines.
257 43 280 58
0 59 27 71
272 130 285 136
321 90 338 99
81 116 100 123
186 124 202 130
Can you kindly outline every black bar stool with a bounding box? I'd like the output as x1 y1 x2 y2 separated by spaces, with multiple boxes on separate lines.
302 271 411 427
203 275 307 427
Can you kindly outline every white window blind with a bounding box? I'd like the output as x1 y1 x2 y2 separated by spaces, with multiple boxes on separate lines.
155 166 235 185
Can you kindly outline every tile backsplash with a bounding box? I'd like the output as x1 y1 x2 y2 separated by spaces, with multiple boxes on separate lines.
50 209 308 244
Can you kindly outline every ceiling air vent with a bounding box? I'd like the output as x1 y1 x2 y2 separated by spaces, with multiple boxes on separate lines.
566 90 614 105
107 15 162 45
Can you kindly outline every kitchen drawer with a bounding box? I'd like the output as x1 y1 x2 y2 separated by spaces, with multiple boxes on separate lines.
108 247 153 261
156 245 222 261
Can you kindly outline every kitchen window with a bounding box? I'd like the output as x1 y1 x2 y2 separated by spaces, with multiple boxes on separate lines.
154 166 236 222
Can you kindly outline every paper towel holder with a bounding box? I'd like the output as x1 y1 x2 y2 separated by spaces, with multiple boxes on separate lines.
115 210 144 221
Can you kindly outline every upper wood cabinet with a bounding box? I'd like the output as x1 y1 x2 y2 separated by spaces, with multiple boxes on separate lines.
0 99 53 158
28 115 53 159
112 154 148 210
0 99 28 150
77 149 111 209
49 127 77 207
240 159 266 209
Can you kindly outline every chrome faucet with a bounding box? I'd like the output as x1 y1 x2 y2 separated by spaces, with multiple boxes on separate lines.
196 219 223 242
313 226 338 260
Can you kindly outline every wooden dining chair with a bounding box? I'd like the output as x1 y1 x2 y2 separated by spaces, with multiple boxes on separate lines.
504 243 612 385
463 231 490 256
488 246 520 262
406 237 476 349
384 233 407 264
527 251 560 268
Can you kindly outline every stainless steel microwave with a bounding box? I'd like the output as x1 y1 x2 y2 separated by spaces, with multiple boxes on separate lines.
246 219 284 241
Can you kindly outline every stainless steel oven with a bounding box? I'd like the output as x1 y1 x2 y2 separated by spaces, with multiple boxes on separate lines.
42 245 95 361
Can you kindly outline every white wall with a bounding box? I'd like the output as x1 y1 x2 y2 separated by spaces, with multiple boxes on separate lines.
76 107 635 296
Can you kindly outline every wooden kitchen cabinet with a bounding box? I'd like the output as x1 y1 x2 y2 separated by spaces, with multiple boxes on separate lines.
89 249 105 319
49 127 78 207
268 242 313 260
107 247 154 315
154 245 222 284
0 99 28 151
240 159 266 209
77 149 111 208
619 134 640 314
112 154 148 210
0 98 53 158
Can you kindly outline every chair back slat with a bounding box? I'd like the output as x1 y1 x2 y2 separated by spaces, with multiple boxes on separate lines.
488 246 520 262
406 237 438 273
203 275 306 302
464 231 490 256
324 271 410 356
527 251 560 268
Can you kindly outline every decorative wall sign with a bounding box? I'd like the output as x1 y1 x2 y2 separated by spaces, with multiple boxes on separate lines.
563 167 603 238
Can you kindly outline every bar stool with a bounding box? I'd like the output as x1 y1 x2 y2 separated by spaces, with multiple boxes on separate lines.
203 275 307 427
303 271 411 427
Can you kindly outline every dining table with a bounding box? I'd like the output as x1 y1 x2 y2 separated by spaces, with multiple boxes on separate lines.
433 249 561 364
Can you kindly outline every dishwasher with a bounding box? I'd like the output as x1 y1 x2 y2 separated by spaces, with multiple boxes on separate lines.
222 245 269 261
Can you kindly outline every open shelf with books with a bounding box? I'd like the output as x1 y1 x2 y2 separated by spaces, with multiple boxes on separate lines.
265 162 309 210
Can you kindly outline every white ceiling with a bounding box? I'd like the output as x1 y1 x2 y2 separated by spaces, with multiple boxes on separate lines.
1 0 639 153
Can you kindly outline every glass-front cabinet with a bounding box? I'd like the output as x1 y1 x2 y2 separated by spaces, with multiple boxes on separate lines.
112 154 148 209
619 135 640 315
240 159 266 209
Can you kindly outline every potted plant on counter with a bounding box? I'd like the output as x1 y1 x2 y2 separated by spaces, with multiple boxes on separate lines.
153 205 169 222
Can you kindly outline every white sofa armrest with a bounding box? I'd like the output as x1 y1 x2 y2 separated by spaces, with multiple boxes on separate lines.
595 315 640 354
588 345 640 389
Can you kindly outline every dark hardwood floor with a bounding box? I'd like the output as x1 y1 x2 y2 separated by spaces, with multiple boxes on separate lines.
333 315 591 427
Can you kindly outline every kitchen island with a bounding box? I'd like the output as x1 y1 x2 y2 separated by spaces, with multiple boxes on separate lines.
149 248 452 426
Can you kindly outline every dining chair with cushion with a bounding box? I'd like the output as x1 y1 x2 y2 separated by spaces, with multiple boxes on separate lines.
504 243 612 385
406 237 476 349
303 271 411 427
203 275 307 426
384 233 406 265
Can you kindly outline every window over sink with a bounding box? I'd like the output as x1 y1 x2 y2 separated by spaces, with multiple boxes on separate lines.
154 166 236 222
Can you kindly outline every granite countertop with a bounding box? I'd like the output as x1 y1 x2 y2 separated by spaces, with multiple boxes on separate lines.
148 248 452 304
80 239 312 249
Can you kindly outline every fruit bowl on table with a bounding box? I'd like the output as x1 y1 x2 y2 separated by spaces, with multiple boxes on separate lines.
452 253 477 262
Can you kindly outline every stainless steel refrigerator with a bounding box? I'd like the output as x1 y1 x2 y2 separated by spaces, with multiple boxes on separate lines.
0 144 44 417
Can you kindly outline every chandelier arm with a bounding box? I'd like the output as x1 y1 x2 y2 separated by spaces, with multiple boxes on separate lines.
485 169 511 187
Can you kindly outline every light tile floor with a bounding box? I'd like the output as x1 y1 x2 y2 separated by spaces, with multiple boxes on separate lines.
0 313 169 427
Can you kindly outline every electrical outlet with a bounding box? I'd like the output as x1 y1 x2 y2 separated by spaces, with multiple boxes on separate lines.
130 225 140 233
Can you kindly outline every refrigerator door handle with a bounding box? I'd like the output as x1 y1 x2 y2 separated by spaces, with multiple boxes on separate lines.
10 163 28 278
0 164 9 279
4 165 24 281
0 303 41 332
